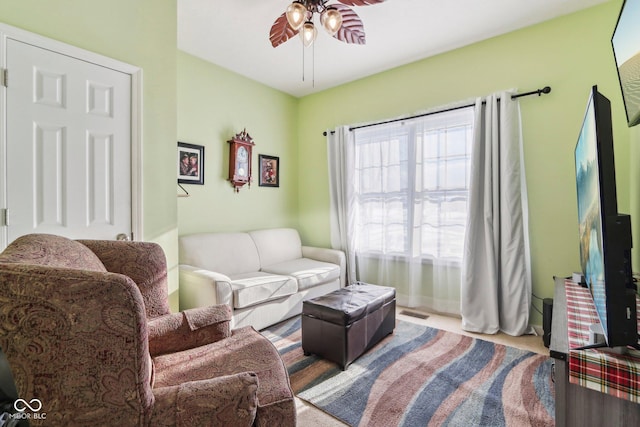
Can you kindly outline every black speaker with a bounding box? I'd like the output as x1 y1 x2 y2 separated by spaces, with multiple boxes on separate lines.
543 298 553 348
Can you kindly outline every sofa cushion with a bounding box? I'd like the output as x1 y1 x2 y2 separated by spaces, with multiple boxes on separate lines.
229 272 297 309
179 232 261 276
261 258 341 291
248 228 303 267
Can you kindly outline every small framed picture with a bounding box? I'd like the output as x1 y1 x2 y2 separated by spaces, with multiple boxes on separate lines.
259 154 279 187
178 142 204 185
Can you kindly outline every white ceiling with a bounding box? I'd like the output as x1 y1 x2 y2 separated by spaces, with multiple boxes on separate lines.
178 0 609 98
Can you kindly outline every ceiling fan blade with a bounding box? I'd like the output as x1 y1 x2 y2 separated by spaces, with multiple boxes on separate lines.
333 5 366 45
269 13 297 48
336 0 386 6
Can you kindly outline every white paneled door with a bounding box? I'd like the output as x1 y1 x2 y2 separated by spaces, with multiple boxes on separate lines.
5 38 132 243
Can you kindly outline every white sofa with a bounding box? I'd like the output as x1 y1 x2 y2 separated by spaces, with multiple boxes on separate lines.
178 228 345 330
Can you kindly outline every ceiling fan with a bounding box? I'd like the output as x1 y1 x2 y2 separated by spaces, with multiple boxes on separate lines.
270 0 387 48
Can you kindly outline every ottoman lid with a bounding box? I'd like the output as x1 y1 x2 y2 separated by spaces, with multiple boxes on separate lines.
303 283 395 326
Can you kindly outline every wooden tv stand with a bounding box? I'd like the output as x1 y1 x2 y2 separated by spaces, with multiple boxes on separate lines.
550 277 640 426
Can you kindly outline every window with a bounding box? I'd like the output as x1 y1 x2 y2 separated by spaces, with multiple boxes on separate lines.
353 107 474 263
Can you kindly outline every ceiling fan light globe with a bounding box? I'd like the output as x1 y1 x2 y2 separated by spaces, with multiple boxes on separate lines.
299 21 317 47
286 1 307 31
321 7 342 36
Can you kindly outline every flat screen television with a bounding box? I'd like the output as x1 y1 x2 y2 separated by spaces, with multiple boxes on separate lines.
612 0 640 127
574 85 638 350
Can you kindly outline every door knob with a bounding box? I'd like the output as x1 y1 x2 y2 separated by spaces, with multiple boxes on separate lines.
116 233 130 241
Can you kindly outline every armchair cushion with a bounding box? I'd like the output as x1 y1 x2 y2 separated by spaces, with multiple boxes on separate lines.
151 373 259 427
148 305 232 356
152 326 295 426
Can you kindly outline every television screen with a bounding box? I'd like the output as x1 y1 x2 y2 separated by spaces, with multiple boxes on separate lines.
574 86 637 349
612 0 640 127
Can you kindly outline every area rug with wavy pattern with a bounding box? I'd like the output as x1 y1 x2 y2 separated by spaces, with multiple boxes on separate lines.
262 316 555 427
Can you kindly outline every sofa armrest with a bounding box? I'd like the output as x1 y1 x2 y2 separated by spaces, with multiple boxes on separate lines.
302 246 346 286
151 373 258 427
179 265 234 310
148 305 232 357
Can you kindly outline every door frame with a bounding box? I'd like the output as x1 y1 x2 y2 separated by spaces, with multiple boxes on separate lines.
0 22 143 249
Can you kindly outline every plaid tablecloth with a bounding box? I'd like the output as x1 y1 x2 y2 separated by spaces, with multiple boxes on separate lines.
565 279 640 402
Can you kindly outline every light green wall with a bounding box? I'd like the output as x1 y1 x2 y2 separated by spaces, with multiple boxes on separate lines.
0 0 179 306
177 52 299 235
297 1 634 324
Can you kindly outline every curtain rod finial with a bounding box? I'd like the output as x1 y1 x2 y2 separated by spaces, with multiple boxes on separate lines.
539 86 551 95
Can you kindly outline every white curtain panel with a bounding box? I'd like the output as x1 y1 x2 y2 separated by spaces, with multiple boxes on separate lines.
461 92 534 336
327 126 357 284
351 116 468 313
328 108 473 314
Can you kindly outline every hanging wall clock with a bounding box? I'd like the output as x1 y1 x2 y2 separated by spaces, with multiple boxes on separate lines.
228 129 255 192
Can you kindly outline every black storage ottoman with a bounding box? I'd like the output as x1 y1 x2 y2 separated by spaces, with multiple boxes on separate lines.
301 282 396 370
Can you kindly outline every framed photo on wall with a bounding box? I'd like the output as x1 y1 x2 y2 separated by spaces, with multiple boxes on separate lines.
259 154 279 187
178 142 204 185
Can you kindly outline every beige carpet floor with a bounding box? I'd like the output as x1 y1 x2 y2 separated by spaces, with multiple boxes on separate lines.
294 307 548 427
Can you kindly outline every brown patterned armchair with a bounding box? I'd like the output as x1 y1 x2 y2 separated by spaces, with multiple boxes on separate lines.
0 234 296 426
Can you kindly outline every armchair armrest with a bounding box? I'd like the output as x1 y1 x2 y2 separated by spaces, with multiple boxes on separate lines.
148 305 232 357
302 246 346 286
178 265 234 310
151 373 258 427
0 264 154 424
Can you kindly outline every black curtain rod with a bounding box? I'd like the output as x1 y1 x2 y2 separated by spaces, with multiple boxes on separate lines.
322 86 551 136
